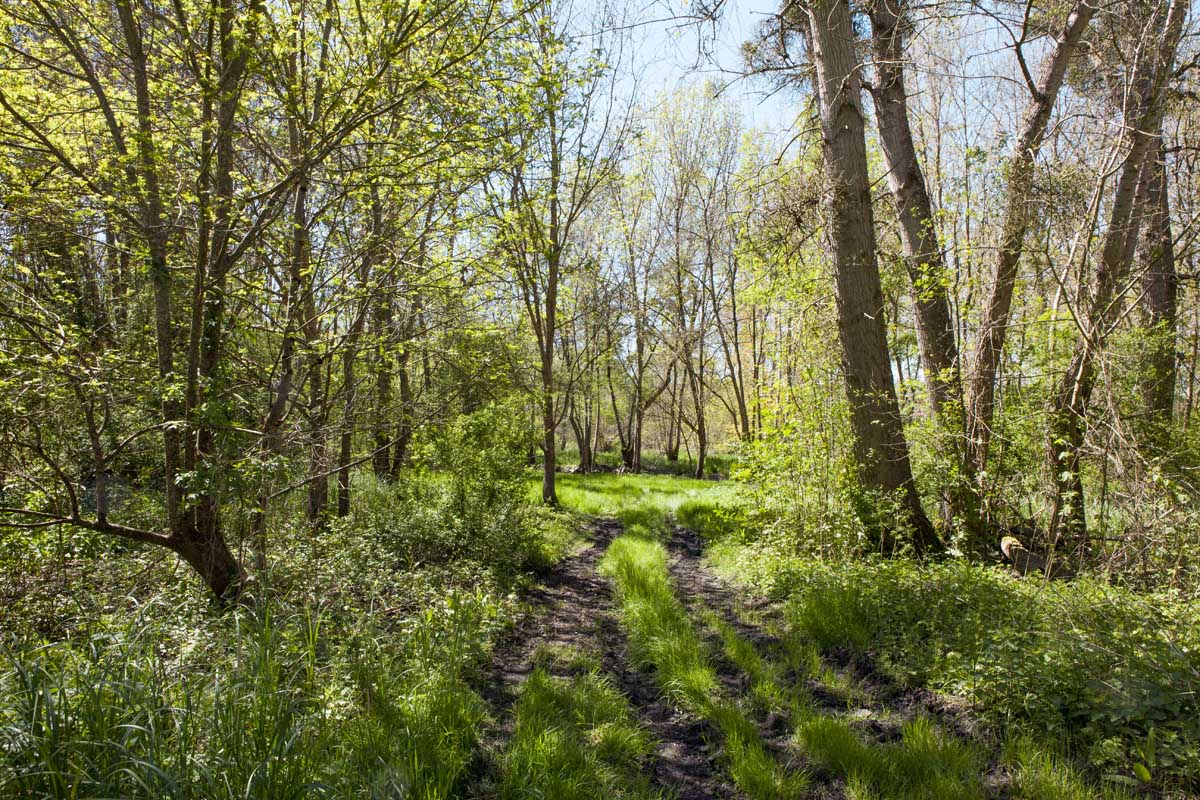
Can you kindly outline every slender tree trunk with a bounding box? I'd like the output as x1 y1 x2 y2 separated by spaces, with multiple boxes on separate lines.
337 301 369 518
967 0 1097 483
291 171 328 522
367 197 396 482
569 396 594 472
666 367 682 462
541 364 558 503
869 0 960 419
869 0 981 540
390 346 413 476
540 245 559 503
687 361 707 479
1046 0 1186 548
1139 132 1177 434
805 0 937 553
336 372 354 518
632 405 644 472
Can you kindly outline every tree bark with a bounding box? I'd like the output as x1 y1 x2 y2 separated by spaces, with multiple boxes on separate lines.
868 0 961 425
868 0 981 540
1138 132 1177 433
113 0 252 600
805 0 938 553
966 0 1097 482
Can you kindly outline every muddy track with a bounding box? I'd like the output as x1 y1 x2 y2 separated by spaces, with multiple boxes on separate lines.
474 518 739 800
664 524 1007 798
476 517 999 800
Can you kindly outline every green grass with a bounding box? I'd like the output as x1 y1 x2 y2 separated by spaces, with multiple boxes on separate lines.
0 600 492 799
1002 736 1134 800
698 603 988 800
796 715 985 800
497 664 660 800
535 472 742 520
550 448 740 478
599 528 807 800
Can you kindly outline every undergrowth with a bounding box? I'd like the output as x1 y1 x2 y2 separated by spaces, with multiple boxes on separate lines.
686 493 1200 793
498 663 659 800
0 402 559 799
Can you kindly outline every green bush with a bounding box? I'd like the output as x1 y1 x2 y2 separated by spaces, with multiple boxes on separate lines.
333 399 538 576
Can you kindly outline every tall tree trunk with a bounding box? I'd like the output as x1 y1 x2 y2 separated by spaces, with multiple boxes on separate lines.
1139 132 1177 435
666 366 682 462
391 345 413 476
967 0 1097 484
1046 0 1186 548
541 357 558 504
539 84 562 507
569 396 594 472
686 359 707 479
114 0 182 538
363 190 393 481
291 170 328 522
805 0 938 554
336 360 355 518
868 0 980 540
337 293 370 518
115 0 255 600
539 239 559 502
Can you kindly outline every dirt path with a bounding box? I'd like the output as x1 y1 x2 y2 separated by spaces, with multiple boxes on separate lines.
478 517 996 800
664 524 1003 798
476 518 738 800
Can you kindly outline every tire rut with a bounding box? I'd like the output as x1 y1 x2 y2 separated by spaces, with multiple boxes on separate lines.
474 518 740 800
662 522 1007 799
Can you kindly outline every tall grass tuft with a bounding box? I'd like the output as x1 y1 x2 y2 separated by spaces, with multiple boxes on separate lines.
1 596 494 799
498 666 659 800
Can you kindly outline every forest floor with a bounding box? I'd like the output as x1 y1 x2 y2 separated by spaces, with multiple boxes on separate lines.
470 503 1007 800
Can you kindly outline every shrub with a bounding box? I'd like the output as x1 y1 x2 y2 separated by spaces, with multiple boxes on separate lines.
332 399 538 578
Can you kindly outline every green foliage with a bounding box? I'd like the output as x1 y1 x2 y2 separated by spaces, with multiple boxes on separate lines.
498 666 659 800
336 400 538 576
0 401 569 799
733 424 869 559
676 499 748 542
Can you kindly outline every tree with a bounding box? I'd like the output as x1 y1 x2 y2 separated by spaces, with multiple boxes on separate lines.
867 0 981 539
487 0 626 504
801 0 938 553
1044 0 1187 547
966 0 1098 490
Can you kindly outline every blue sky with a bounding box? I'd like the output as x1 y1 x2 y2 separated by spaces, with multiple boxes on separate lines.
573 0 800 133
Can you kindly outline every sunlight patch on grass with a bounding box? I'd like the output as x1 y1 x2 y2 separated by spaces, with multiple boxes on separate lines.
498 666 660 800
535 473 743 521
795 715 985 800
